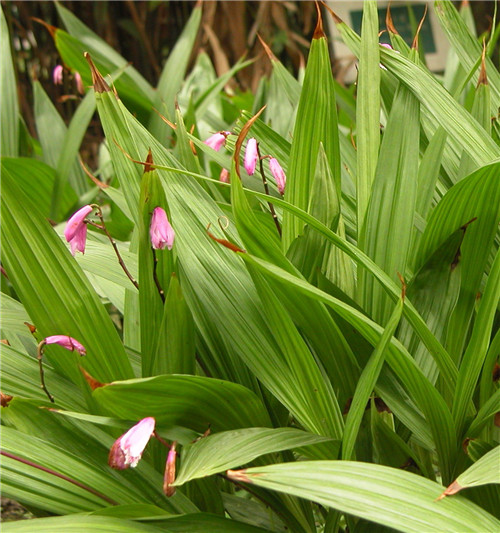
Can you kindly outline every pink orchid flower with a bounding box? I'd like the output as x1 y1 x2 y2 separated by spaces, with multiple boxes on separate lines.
64 205 93 255
52 65 64 85
108 417 156 469
204 131 230 151
150 207 175 250
44 335 86 356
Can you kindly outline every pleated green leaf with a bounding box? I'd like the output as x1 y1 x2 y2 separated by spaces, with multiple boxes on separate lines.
455 445 500 490
435 0 500 117
282 19 340 250
355 0 380 237
342 295 404 460
1 515 166 532
149 4 201 139
359 76 419 324
1 157 77 221
175 427 332 485
93 375 271 432
1 6 19 157
416 161 500 360
230 461 500 532
1 169 133 386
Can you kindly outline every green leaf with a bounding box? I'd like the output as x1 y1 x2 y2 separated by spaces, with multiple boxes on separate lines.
355 0 380 237
455 445 500 490
149 4 202 139
453 245 500 436
175 427 332 485
282 22 340 250
230 461 500 532
93 375 271 432
359 76 419 324
416 161 500 360
52 89 97 217
1 5 19 157
1 158 77 221
1 515 166 532
0 169 133 387
342 295 404 460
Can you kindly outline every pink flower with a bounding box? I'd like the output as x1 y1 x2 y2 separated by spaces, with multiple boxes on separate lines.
150 207 175 250
44 335 86 356
53 65 63 85
64 205 93 255
108 417 156 469
204 131 230 151
269 158 286 195
244 138 258 175
74 72 84 94
219 168 230 183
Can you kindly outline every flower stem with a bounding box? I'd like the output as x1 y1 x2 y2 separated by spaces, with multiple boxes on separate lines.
93 206 139 290
37 341 54 403
256 144 281 237
151 248 165 303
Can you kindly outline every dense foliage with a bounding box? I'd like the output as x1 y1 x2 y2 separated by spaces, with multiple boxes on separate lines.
1 2 499 532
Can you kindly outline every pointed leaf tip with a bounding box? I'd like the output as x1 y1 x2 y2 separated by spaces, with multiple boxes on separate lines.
226 469 251 483
412 4 428 49
313 1 325 38
257 34 277 62
386 3 399 35
322 2 343 24
84 52 111 93
80 366 108 390
144 149 154 173
478 41 488 86
437 480 463 500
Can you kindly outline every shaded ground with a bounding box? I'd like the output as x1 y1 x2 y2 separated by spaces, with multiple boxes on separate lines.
1 498 33 522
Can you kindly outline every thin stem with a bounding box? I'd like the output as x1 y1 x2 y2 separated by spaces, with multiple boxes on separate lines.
152 248 165 303
37 341 54 403
152 430 170 448
256 143 282 237
1 450 118 506
93 206 139 290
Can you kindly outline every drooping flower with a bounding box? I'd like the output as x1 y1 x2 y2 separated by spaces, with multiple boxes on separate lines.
108 417 156 469
244 138 258 175
74 72 84 94
219 168 230 183
64 205 94 255
44 335 86 356
269 158 286 195
53 65 64 85
150 207 175 250
204 131 230 151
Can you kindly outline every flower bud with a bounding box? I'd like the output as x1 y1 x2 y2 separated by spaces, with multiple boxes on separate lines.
269 158 286 195
163 441 177 497
204 131 230 152
150 207 175 250
244 138 258 176
44 335 86 356
53 65 63 85
108 417 156 469
74 72 84 94
64 205 93 255
219 168 230 183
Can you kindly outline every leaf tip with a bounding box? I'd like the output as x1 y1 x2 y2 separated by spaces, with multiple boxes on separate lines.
79 366 108 391
436 480 463 501
84 52 111 93
321 2 343 25
226 469 251 483
313 1 326 39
